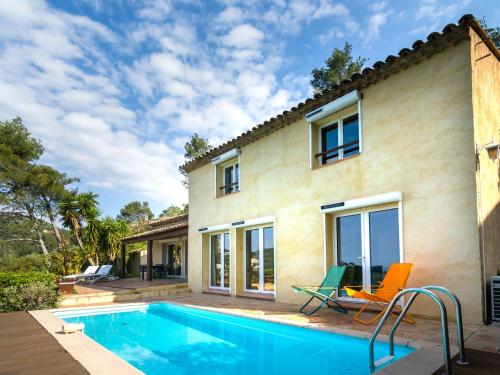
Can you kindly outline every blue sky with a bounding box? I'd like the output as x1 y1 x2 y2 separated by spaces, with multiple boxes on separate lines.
0 0 498 217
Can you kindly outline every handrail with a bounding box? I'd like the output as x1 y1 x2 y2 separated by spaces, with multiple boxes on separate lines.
314 140 359 158
219 181 239 191
388 286 468 366
368 288 452 374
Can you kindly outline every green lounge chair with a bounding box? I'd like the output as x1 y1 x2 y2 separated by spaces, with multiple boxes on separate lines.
292 265 347 316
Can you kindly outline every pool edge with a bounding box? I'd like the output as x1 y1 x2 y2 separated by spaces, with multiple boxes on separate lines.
29 309 143 375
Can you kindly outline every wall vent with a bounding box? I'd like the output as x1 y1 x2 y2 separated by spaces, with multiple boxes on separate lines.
492 276 500 322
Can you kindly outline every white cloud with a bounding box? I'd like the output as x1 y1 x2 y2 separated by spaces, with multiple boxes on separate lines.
363 1 393 45
137 0 172 20
0 0 323 214
216 6 245 24
0 0 187 208
222 24 264 49
411 0 470 35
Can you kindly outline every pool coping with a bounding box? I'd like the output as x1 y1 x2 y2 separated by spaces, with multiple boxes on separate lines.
30 307 143 375
32 300 459 374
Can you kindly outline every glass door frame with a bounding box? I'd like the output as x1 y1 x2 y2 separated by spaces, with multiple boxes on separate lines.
208 232 230 290
166 241 184 278
243 225 276 295
333 204 403 301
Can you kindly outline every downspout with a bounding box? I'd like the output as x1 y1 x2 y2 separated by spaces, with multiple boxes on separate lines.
476 144 488 324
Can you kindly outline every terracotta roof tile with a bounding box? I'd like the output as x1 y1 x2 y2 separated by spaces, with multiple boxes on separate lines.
148 213 188 227
121 221 188 242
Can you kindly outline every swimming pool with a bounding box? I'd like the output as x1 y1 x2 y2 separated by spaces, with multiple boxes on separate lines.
55 303 413 374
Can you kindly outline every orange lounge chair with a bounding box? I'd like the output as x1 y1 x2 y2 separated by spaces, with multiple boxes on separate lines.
344 263 416 325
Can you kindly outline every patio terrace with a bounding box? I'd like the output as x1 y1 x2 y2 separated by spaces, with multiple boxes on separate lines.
61 277 189 307
73 277 186 294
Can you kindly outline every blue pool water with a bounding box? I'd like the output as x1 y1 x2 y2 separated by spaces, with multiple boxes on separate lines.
55 303 413 374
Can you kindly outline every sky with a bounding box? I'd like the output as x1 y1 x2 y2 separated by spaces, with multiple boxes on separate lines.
0 0 498 218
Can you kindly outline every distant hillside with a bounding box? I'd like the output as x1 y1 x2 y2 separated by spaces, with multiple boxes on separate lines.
0 212 71 257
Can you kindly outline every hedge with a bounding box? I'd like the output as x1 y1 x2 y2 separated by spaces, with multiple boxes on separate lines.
0 271 57 288
0 282 61 312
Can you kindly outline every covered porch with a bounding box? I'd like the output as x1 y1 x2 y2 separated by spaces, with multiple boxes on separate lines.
120 214 188 282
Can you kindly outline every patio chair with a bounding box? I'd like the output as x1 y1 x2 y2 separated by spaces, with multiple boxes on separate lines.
291 265 347 316
344 263 415 325
79 265 114 284
62 265 98 281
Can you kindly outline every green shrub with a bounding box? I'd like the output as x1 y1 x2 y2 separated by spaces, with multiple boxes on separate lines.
0 282 61 312
0 253 48 272
0 271 57 288
47 247 85 277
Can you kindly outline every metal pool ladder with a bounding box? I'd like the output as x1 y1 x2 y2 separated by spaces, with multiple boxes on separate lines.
368 286 469 374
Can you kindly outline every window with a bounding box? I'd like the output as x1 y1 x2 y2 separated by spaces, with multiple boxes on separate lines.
245 226 274 293
318 113 359 165
221 162 239 195
306 90 362 169
210 232 230 289
212 148 240 197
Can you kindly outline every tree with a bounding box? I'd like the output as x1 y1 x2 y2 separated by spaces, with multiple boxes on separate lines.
1 118 79 263
30 165 78 251
479 18 500 49
0 118 48 255
159 204 188 218
117 201 154 223
81 205 102 265
179 133 212 187
0 117 43 163
311 42 367 94
99 217 128 263
58 190 99 264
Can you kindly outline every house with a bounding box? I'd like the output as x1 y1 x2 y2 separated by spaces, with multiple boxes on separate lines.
120 214 188 280
183 15 499 324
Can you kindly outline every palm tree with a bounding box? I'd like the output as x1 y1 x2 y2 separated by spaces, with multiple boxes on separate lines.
82 205 101 265
77 192 98 219
59 190 99 265
59 190 82 245
99 217 128 263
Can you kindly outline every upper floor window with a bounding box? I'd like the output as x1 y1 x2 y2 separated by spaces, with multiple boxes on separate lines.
222 162 239 194
211 148 240 197
319 114 359 165
306 90 362 168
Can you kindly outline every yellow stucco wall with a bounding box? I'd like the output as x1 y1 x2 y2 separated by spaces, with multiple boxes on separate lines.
470 29 500 321
188 40 486 323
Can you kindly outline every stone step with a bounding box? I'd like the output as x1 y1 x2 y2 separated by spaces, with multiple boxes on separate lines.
61 284 191 306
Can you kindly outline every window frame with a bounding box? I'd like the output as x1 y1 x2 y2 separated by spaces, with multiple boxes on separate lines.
317 110 360 166
243 224 276 295
208 232 231 290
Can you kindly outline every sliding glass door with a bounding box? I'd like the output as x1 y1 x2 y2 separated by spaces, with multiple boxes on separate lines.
336 208 400 296
245 226 274 293
210 232 230 289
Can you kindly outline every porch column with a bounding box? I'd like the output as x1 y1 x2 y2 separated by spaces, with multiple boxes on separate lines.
184 239 188 279
147 239 153 281
120 243 126 277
